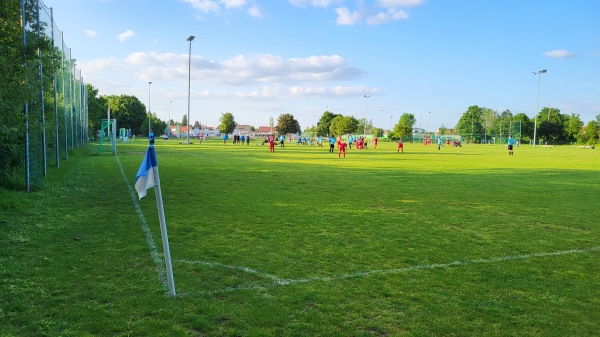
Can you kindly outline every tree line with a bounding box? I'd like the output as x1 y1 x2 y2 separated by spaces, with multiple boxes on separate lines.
303 106 599 145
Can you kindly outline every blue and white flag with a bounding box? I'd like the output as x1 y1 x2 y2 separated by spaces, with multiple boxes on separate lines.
135 145 158 199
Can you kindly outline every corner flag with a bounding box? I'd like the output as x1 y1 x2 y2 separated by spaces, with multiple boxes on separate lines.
135 145 158 199
134 145 176 297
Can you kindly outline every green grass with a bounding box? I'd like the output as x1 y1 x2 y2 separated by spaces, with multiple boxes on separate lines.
1 139 599 336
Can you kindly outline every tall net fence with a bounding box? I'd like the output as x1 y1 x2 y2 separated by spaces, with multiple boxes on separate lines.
6 0 88 191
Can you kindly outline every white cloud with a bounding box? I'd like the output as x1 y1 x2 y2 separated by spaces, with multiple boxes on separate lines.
181 0 260 18
288 85 373 97
289 0 341 7
222 0 247 9
366 8 409 25
544 49 577 59
294 0 423 25
376 0 425 8
248 5 262 18
117 29 135 42
84 30 96 38
80 52 364 88
335 7 362 25
181 0 220 13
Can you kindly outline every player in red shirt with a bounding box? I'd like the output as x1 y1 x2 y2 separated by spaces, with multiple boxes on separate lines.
268 134 275 153
338 140 347 158
373 136 378 149
397 139 404 153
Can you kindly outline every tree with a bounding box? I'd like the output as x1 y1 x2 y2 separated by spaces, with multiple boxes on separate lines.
316 111 338 136
371 127 384 137
329 115 359 136
481 108 498 142
86 84 106 136
535 107 566 141
106 95 147 135
0 0 33 187
357 118 374 135
193 121 201 129
277 113 301 135
304 125 317 133
218 112 236 135
564 114 583 142
455 105 484 142
152 114 166 135
181 114 188 127
438 124 448 135
513 113 532 142
394 113 416 140
578 121 598 145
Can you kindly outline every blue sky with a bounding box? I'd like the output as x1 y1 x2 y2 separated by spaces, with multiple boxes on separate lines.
48 0 600 131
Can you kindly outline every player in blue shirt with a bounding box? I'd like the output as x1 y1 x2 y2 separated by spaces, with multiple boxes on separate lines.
328 135 336 153
507 135 515 156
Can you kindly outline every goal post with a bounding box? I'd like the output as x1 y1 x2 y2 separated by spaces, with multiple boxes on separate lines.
98 118 117 155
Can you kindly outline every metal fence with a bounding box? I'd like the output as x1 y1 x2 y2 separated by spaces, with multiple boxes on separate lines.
20 0 88 191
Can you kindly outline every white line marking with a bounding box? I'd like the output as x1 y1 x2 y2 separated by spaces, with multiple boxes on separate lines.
116 156 168 292
175 259 283 283
180 245 600 296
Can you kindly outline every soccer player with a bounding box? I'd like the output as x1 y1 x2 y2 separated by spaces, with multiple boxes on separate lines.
373 136 378 149
328 135 336 153
338 140 347 158
268 134 275 153
437 137 442 150
508 135 515 155
397 139 404 153
279 134 285 148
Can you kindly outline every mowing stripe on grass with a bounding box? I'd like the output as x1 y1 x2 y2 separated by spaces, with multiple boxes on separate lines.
116 156 168 293
181 245 600 296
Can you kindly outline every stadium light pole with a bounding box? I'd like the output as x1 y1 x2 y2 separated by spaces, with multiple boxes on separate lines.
379 109 384 138
363 95 369 135
428 111 431 138
389 115 393 141
532 69 547 148
168 100 173 136
187 35 195 144
148 81 152 135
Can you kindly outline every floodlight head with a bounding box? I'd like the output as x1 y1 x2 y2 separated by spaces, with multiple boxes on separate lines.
187 35 195 42
540 69 547 73
149 81 152 84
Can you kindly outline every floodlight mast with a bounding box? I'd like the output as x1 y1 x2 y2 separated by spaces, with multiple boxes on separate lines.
148 81 152 135
168 100 173 136
364 95 369 135
532 69 547 148
186 35 195 144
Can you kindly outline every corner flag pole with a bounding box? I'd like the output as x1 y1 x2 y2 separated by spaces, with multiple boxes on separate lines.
151 155 176 297
135 145 176 297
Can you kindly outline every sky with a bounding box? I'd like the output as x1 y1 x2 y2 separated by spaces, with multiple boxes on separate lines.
47 0 600 132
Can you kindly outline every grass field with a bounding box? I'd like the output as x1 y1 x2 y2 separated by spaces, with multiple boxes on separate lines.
2 139 600 336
